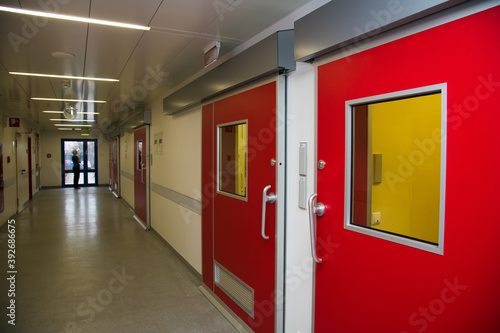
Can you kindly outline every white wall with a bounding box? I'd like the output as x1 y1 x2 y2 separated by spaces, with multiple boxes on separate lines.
285 62 317 333
119 130 135 209
40 130 109 187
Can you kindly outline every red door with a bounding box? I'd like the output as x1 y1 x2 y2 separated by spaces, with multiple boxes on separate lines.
110 137 119 197
202 82 277 332
313 8 500 332
134 126 148 228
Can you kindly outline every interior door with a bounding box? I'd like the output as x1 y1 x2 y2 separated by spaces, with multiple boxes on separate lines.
16 134 29 212
312 7 500 332
109 136 119 197
134 126 149 228
202 81 279 332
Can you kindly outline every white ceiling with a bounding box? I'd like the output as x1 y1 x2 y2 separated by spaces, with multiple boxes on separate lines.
0 0 312 133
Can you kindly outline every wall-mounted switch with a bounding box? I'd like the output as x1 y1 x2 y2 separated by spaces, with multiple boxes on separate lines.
299 142 307 176
372 212 381 226
299 176 307 209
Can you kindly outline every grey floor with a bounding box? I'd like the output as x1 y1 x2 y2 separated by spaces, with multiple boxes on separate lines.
0 187 237 333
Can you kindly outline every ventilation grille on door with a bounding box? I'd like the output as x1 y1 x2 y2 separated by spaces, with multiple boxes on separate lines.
214 261 254 318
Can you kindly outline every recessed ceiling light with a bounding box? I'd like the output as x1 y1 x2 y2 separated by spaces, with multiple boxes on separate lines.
51 51 76 59
10 72 118 82
57 128 73 131
0 6 150 31
32 98 106 103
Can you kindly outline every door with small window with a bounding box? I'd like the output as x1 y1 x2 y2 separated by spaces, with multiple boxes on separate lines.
312 8 500 332
134 126 149 228
202 81 282 332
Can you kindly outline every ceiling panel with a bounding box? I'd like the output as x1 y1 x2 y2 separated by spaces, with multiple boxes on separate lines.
150 0 223 32
17 0 91 15
90 0 162 26
202 0 311 39
84 25 145 79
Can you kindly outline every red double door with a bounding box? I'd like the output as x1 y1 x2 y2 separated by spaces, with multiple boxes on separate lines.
134 126 149 228
109 136 119 197
202 81 279 332
313 7 500 332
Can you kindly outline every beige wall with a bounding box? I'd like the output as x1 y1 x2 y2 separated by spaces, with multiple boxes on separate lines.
0 119 40 226
40 130 109 187
149 99 202 273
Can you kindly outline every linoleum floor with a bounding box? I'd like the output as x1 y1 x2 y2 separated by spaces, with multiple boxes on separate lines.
0 187 237 333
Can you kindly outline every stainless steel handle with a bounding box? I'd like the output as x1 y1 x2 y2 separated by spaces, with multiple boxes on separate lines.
261 185 276 240
308 193 325 263
141 164 146 184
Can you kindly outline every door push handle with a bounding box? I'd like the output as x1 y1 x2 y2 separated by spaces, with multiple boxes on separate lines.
261 185 276 240
141 164 146 184
308 193 325 263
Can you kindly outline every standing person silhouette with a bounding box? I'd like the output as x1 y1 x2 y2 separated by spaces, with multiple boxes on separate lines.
72 149 81 189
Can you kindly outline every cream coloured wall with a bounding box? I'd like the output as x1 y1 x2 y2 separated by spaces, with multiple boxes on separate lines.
148 97 202 273
0 119 39 226
40 131 109 187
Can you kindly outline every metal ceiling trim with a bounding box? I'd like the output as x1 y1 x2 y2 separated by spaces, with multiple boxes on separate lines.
294 0 468 62
162 30 295 115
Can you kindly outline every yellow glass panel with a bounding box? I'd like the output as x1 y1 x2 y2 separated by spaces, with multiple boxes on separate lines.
352 93 441 244
219 123 247 197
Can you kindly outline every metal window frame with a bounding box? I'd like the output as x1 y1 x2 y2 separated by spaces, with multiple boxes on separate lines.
344 83 447 255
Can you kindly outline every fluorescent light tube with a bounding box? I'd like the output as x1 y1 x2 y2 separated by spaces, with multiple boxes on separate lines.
0 6 150 31
50 119 96 122
43 111 100 114
55 124 93 127
33 98 106 103
10 72 119 82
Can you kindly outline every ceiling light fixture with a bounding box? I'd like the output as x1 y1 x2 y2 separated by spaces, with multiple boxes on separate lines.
32 98 106 103
43 111 100 114
50 119 96 122
10 72 119 82
0 6 150 31
55 124 93 127
57 128 73 131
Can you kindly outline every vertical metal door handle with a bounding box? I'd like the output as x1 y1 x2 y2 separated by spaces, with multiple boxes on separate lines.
261 185 276 240
141 164 146 184
308 193 325 263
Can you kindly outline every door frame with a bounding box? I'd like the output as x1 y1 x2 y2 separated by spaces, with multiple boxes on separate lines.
201 75 286 332
15 133 29 213
61 139 99 187
109 136 120 198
